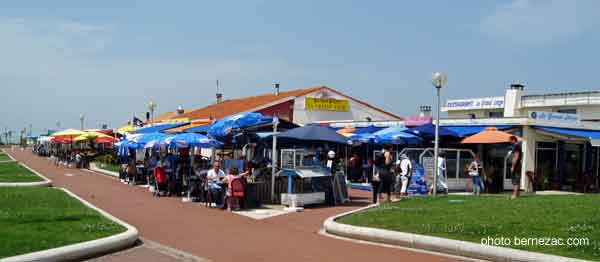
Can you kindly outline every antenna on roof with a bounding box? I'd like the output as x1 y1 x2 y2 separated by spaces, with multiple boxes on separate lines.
216 80 223 103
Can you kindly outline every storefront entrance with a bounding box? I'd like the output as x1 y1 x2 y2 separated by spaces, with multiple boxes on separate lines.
535 142 557 190
533 141 585 191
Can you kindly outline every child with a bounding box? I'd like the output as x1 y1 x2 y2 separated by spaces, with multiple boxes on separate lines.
225 167 249 212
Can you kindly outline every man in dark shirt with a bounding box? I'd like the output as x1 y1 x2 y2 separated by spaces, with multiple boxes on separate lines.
510 136 522 199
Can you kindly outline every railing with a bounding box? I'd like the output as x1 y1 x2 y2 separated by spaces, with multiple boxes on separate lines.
521 91 600 108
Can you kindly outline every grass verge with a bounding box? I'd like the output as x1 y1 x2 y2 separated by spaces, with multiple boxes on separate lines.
0 153 11 161
0 187 126 258
92 162 120 173
338 195 600 260
0 162 43 183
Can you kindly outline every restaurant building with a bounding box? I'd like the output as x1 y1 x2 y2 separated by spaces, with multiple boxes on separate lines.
166 85 402 126
442 84 600 192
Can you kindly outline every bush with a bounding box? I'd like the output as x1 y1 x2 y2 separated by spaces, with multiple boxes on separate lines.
93 152 116 165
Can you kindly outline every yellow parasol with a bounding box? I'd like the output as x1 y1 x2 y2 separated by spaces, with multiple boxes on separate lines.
116 125 138 134
337 126 356 137
338 132 356 137
73 131 112 142
50 129 86 138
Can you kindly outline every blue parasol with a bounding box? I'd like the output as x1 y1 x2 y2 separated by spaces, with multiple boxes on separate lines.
348 126 421 145
405 123 459 138
374 131 422 145
208 112 273 137
277 124 348 144
162 133 223 148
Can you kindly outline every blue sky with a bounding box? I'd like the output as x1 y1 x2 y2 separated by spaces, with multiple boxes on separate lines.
1 0 599 136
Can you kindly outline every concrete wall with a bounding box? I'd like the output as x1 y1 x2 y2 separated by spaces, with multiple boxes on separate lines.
257 100 295 122
504 88 523 117
292 89 399 125
516 105 600 121
447 110 503 119
521 126 536 191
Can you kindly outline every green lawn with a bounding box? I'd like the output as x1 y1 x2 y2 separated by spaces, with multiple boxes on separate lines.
0 162 43 183
0 187 126 258
92 162 120 173
339 195 600 260
0 153 11 161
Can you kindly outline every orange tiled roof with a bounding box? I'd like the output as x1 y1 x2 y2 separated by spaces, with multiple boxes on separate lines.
177 85 402 121
163 120 212 133
150 111 178 123
178 86 325 121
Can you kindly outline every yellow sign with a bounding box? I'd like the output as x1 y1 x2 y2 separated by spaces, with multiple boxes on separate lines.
162 118 190 124
305 97 349 112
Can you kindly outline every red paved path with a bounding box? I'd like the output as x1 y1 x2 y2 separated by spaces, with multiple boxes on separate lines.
9 150 462 262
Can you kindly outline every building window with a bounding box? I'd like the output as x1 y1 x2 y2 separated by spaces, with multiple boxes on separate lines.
468 113 476 119
557 109 576 114
488 111 504 118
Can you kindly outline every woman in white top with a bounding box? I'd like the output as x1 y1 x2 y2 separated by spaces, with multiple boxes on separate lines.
469 154 485 195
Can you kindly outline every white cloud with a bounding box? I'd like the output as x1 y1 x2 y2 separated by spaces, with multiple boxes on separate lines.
480 0 600 45
0 17 338 131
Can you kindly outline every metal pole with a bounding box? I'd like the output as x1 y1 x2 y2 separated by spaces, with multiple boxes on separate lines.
271 117 279 203
271 117 279 202
433 87 441 196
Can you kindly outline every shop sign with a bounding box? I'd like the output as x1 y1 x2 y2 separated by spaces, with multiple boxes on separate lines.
528 111 580 124
305 97 349 112
444 97 504 111
162 118 190 124
404 116 433 126
329 121 404 128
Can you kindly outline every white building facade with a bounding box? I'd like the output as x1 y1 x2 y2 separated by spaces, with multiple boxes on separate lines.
442 85 600 192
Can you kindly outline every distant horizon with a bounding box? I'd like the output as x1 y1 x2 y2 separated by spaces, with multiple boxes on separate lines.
1 1 599 135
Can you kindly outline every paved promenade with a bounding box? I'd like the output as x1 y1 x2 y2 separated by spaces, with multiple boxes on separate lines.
8 150 461 262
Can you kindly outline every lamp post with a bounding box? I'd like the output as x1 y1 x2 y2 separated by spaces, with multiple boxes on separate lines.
3 127 8 145
148 100 157 126
271 116 279 202
431 72 447 196
80 114 85 130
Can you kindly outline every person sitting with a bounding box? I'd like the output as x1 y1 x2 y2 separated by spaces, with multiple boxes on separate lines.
187 163 205 201
206 162 225 207
224 167 249 212
75 151 82 169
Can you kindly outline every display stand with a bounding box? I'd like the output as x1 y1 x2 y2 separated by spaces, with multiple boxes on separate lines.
278 148 331 208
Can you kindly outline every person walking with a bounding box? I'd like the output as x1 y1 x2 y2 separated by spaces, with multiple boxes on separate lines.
369 163 381 203
510 136 522 199
398 154 412 197
376 145 394 202
429 151 448 195
469 154 485 195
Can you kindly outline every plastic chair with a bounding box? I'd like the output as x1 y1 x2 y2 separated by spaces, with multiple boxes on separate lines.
231 178 245 197
154 166 167 197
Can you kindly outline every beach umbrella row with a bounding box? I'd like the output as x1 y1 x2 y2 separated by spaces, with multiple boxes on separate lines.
116 132 222 152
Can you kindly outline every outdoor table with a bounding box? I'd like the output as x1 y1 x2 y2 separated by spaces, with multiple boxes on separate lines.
244 181 262 209
135 165 146 184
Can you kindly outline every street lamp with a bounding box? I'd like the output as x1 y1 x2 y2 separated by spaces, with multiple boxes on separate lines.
148 100 157 126
80 114 85 130
431 72 447 196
